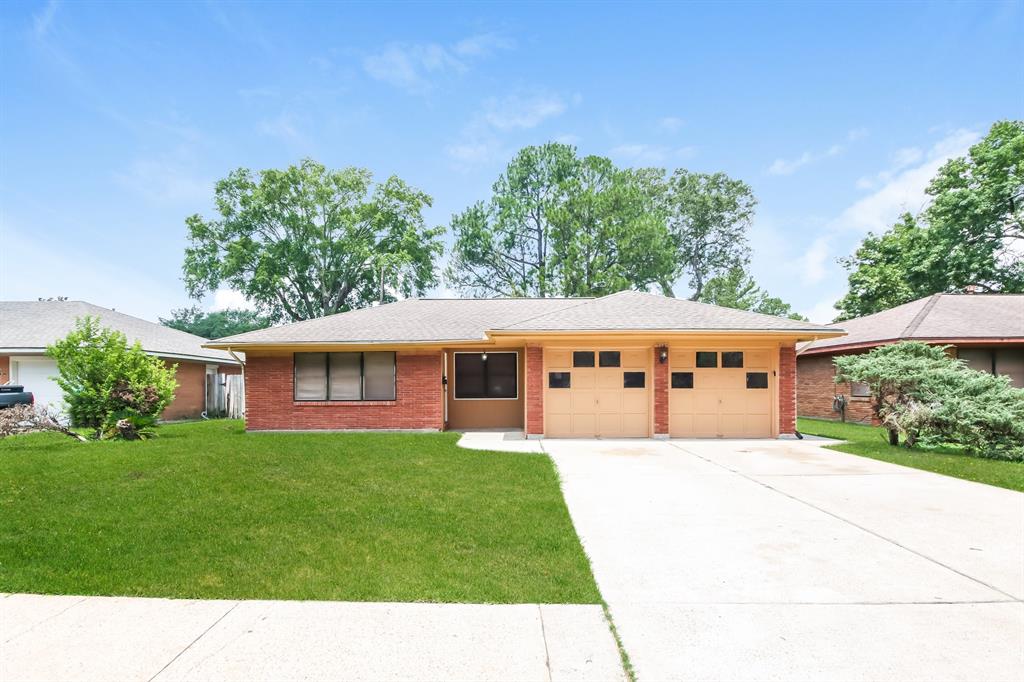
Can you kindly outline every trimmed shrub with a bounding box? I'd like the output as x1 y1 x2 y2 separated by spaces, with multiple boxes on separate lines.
834 341 1024 460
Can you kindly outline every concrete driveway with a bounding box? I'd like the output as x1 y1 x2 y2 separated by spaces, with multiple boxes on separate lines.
543 438 1024 682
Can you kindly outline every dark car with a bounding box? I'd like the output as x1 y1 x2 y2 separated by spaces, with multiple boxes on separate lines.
0 385 34 409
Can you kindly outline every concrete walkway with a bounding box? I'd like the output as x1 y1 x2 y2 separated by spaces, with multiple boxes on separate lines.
1 594 624 681
535 437 1024 682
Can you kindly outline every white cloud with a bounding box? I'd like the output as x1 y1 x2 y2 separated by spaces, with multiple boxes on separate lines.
791 127 980 297
482 93 567 130
211 289 255 311
610 144 697 165
257 113 310 146
832 128 979 234
363 33 512 93
32 0 58 38
114 159 211 205
553 133 581 145
657 116 685 133
767 128 867 176
445 90 575 166
452 32 515 57
801 293 845 325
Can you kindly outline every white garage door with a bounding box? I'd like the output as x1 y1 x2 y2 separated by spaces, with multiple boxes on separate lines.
11 357 63 409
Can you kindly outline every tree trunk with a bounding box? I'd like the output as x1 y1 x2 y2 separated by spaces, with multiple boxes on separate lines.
887 428 899 446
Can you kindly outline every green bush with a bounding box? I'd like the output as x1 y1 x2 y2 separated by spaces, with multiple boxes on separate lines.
46 316 178 436
834 341 1024 460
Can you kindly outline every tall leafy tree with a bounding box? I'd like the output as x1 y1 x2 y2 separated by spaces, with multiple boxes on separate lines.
700 266 807 320
160 306 271 339
183 159 444 322
660 170 756 300
836 120 1024 319
446 143 676 297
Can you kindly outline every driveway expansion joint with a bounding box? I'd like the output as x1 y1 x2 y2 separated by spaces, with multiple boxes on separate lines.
147 600 240 682
665 440 1023 603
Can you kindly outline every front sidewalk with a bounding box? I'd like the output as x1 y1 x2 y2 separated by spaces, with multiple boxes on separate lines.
1 593 624 681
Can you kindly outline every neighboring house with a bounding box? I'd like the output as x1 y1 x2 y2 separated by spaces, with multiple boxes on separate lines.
204 290 842 438
798 293 1024 423
0 300 242 420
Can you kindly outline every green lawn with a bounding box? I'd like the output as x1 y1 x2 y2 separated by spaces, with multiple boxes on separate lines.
0 420 600 604
798 417 1024 493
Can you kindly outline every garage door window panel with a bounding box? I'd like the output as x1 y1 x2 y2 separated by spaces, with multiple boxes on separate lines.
722 352 744 368
623 371 646 388
549 372 571 389
455 353 517 399
599 351 621 367
573 351 595 367
671 372 694 389
746 372 769 389
696 352 717 368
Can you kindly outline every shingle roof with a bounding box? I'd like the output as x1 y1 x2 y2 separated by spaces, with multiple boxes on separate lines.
800 294 1024 355
0 301 239 364
208 290 839 347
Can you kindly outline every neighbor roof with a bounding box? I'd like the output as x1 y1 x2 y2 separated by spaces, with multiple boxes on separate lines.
207 290 840 347
0 301 239 364
800 293 1024 355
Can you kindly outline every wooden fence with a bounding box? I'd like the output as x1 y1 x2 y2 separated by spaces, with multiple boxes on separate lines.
205 373 245 419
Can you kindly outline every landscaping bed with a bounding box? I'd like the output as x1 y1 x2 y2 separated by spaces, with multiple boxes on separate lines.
0 420 600 604
798 417 1024 492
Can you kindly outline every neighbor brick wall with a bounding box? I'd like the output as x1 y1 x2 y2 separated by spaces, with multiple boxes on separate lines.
162 360 206 421
244 351 443 431
778 343 797 435
219 364 242 375
525 345 544 435
797 353 875 424
0 356 10 385
653 347 668 436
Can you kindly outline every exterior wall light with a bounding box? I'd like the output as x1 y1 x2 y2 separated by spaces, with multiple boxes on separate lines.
481 352 488 362
658 346 668 364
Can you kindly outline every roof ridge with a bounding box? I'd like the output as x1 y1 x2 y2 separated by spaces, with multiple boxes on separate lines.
901 293 942 338
494 296 602 329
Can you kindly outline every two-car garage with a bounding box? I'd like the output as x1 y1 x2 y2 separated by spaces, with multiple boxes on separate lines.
542 345 777 438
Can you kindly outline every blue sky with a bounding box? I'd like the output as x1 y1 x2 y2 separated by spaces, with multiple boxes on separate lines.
2 1 1021 323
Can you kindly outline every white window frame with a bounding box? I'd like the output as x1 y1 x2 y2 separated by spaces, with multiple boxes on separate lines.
452 351 519 401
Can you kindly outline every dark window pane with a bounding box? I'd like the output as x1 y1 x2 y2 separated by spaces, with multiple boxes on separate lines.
548 372 571 388
722 352 744 368
485 352 518 398
746 372 768 389
573 351 595 367
363 352 396 400
671 372 694 389
696 352 718 368
623 371 646 388
329 353 362 400
294 353 328 400
599 351 621 367
454 354 486 399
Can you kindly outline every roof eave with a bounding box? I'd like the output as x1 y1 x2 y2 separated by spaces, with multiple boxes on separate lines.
800 335 1024 356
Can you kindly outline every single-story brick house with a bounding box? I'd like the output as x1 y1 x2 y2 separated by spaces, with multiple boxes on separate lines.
0 300 242 420
798 293 1024 423
205 290 843 438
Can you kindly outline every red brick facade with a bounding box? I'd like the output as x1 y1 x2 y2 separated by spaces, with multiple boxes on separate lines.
525 345 544 436
797 353 876 424
778 343 797 435
162 361 207 421
653 347 669 436
244 351 443 431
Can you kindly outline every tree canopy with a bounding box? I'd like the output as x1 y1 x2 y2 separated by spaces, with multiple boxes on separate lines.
160 306 271 339
660 170 756 300
836 120 1024 320
183 159 444 322
446 144 755 299
446 143 677 297
699 266 807 320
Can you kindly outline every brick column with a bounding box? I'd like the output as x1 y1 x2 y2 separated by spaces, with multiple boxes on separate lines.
778 343 797 436
653 346 669 438
525 345 544 437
